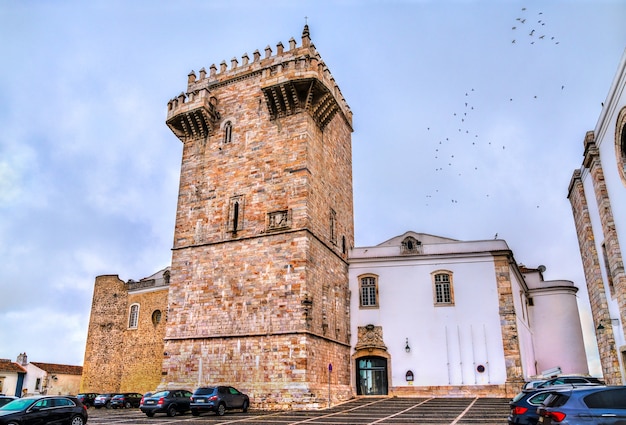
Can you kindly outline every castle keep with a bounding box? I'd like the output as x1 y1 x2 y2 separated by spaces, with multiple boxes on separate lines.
162 25 354 408
81 25 595 406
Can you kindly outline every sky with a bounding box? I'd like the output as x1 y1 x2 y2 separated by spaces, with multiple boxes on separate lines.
0 0 624 377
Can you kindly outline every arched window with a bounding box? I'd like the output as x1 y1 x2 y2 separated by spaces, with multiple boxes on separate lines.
616 107 626 186
432 271 454 305
151 310 162 326
359 274 379 308
128 304 140 329
223 121 233 144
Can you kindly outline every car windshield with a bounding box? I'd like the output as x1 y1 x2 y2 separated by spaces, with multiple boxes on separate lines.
0 398 35 411
150 391 169 398
194 387 216 395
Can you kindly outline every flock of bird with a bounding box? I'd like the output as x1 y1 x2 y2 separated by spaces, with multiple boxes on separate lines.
511 7 561 46
420 6 563 208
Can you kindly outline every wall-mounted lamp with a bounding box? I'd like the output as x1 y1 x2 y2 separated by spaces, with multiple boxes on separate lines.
405 338 410 353
597 322 605 331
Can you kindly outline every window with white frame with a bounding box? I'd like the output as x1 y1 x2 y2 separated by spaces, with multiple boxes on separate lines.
128 303 140 329
432 271 454 305
359 275 379 308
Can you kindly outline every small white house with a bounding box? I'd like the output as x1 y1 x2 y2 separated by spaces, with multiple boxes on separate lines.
15 353 82 396
348 231 588 397
0 358 26 396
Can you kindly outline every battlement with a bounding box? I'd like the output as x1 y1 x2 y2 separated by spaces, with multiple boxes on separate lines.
166 25 352 137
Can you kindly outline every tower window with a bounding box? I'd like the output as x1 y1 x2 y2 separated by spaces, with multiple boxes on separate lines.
359 275 379 308
432 271 454 305
223 121 233 144
128 303 140 329
228 195 245 233
330 209 337 245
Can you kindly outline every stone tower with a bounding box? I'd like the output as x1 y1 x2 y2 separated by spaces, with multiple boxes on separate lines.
162 25 354 408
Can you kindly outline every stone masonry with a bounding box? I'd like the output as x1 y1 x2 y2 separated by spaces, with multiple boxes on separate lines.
160 25 354 408
81 274 168 394
568 132 622 383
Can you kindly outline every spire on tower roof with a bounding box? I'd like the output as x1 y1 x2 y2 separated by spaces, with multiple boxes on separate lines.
302 23 310 47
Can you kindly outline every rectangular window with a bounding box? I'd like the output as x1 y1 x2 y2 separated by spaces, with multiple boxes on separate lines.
360 276 378 307
434 273 453 304
128 304 139 329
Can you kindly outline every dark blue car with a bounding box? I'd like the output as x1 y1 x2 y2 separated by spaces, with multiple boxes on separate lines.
537 385 626 424
509 388 557 424
190 386 249 416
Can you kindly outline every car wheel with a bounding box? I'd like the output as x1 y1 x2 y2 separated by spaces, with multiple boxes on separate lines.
105 401 112 409
191 409 199 416
125 401 131 408
146 411 155 417
167 405 177 417
242 400 249 413
217 403 226 416
69 415 85 425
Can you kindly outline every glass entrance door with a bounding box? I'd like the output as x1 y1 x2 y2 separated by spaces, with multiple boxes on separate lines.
356 356 388 395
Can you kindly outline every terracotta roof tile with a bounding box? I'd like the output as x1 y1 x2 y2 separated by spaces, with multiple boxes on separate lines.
0 358 27 373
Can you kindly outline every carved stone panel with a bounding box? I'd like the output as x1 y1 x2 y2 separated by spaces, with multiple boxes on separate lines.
355 324 387 352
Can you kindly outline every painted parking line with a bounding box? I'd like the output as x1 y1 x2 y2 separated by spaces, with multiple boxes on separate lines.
368 398 434 424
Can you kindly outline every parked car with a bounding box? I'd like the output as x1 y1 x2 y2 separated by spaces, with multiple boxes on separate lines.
190 386 250 416
509 387 569 425
0 397 17 408
0 395 88 425
522 380 547 390
537 385 626 424
110 392 143 408
140 389 192 417
77 392 98 407
93 392 115 409
536 375 605 388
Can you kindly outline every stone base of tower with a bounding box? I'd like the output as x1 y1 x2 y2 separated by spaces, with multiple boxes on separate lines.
160 333 353 410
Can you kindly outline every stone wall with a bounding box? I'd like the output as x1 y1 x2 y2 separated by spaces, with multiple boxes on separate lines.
80 275 128 393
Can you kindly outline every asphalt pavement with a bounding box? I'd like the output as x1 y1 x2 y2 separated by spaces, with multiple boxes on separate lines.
87 396 511 424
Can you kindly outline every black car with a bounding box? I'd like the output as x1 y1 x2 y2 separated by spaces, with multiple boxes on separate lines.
140 389 192 417
0 395 88 425
0 397 17 409
190 386 249 416
93 393 115 409
537 385 626 424
77 393 97 407
110 392 143 408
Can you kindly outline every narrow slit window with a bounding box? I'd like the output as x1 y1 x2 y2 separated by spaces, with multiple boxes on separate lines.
223 121 233 144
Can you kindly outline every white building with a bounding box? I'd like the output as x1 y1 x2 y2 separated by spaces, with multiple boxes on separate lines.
568 48 626 384
349 231 588 397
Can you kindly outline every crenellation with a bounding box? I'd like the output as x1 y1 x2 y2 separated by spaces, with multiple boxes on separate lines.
277 41 284 55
